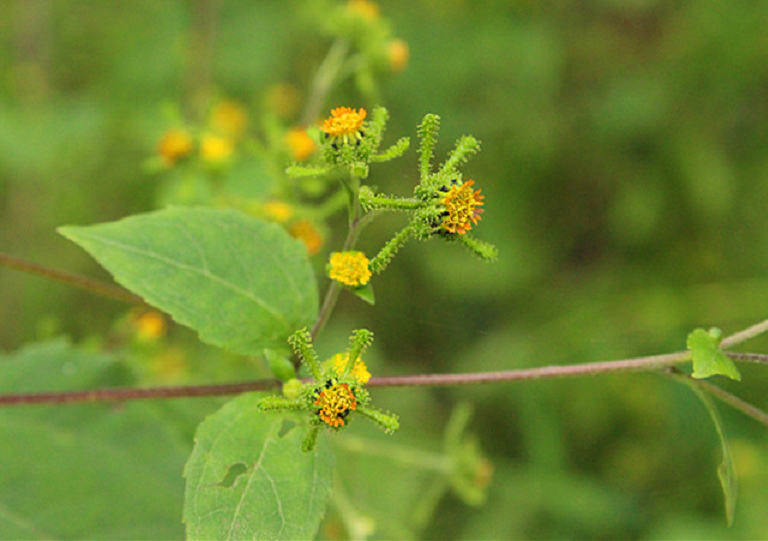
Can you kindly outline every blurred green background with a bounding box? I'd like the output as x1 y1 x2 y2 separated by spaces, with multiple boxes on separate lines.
2 0 768 539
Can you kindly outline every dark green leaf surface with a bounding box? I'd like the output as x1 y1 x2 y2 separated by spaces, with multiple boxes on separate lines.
184 394 334 540
687 328 741 381
60 207 318 355
0 340 189 540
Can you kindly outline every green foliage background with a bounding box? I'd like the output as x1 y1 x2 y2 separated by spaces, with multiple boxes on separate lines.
1 0 768 539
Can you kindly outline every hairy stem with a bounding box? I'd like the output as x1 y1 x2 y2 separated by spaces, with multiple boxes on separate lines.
0 251 144 305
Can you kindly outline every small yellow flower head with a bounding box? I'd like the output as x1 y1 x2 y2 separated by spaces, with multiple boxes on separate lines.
157 129 192 166
263 201 295 223
132 310 167 341
441 179 485 235
329 251 372 287
201 133 234 164
264 83 300 118
348 0 379 21
285 128 316 161
321 107 367 138
314 381 357 428
210 100 248 139
331 353 371 384
388 39 409 72
290 219 324 255
148 348 188 383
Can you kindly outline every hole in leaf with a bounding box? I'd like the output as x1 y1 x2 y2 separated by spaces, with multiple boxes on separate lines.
278 419 297 438
218 462 248 488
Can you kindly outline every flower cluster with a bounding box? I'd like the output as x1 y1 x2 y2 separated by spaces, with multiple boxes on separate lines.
257 329 398 452
328 251 372 287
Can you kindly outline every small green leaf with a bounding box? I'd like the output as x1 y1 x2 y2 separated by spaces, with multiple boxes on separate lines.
685 382 738 526
183 393 334 540
60 207 318 356
353 282 375 305
687 328 741 381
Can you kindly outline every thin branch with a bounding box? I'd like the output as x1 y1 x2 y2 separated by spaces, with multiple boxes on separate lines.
367 351 690 387
0 379 279 406
721 318 768 349
0 251 144 305
666 369 768 429
0 351 691 407
725 352 768 365
300 38 350 126
694 379 768 428
310 210 376 340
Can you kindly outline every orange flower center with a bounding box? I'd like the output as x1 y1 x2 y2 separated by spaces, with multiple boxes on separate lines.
441 180 485 235
314 382 357 428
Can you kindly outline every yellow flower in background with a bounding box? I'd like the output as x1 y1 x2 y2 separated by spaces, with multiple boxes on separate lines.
441 179 485 235
321 107 367 138
348 0 379 20
329 251 371 287
148 348 188 383
132 310 167 341
157 129 192 166
285 128 316 161
290 220 323 255
388 39 409 72
263 201 295 223
331 353 371 384
264 83 300 118
201 133 234 164
210 100 248 139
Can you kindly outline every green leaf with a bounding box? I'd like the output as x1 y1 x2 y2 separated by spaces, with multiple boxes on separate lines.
0 339 190 540
686 328 741 381
352 282 375 305
183 393 334 540
60 207 318 355
684 382 738 526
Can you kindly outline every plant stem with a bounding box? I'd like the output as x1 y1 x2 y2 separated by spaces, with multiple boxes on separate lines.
725 352 768 365
0 251 144 305
310 197 375 340
300 38 350 126
0 379 278 406
721 318 768 348
3 347 768 418
367 351 691 387
666 370 768 429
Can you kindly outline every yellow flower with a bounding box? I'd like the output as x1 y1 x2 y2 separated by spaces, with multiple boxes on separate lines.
441 179 485 235
290 219 324 255
331 353 371 384
263 201 295 223
314 382 357 428
348 0 379 20
321 107 367 138
210 100 248 139
285 128 316 161
264 83 300 118
148 348 188 383
132 310 167 341
201 133 234 164
388 39 409 72
157 129 192 166
329 251 371 287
